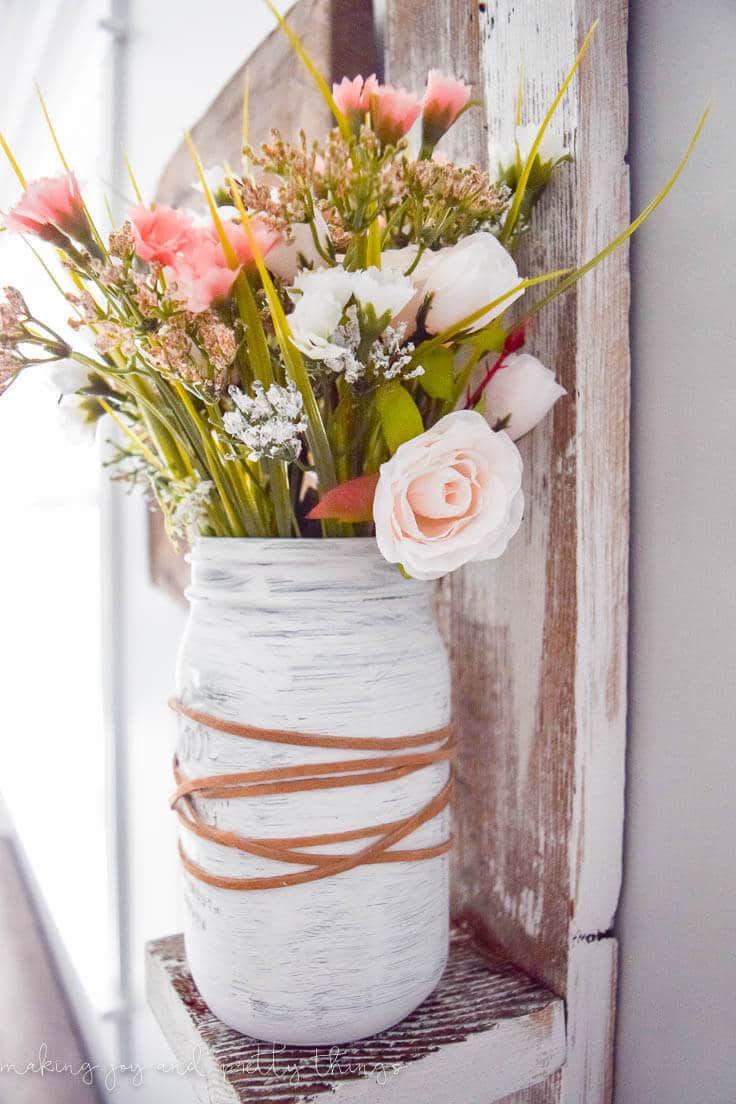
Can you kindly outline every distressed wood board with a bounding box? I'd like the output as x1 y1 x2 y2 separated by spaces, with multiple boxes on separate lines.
146 0 631 1099
384 2 630 1101
146 926 565 1104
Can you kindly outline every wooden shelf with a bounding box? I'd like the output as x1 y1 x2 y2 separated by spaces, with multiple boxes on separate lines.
146 925 565 1104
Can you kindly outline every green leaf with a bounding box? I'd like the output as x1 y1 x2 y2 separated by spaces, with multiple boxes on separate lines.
468 320 507 357
418 347 455 400
376 383 424 454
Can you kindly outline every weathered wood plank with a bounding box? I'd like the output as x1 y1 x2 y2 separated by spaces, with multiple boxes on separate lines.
384 2 629 1101
156 0 378 209
146 926 565 1104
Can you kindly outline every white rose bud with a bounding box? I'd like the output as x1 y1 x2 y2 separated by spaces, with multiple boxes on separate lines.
482 351 566 440
421 232 524 334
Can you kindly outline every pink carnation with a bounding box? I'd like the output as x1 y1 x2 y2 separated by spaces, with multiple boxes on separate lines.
170 218 278 313
332 74 379 131
171 233 239 313
422 71 472 147
129 204 196 267
218 219 280 268
368 82 422 146
5 173 87 242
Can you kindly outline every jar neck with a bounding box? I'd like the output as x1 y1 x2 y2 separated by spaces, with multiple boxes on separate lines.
187 538 433 610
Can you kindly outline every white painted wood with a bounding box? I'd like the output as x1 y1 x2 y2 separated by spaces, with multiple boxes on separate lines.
385 3 630 1101
560 938 616 1102
146 929 566 1104
174 537 452 1045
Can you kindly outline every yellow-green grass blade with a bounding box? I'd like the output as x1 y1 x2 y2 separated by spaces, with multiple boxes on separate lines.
185 133 239 268
0 132 27 187
415 267 572 361
501 21 598 245
35 83 108 256
514 103 710 327
261 0 351 140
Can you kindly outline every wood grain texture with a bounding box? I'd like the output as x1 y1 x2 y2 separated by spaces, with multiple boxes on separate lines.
156 0 377 209
384 2 629 1100
146 925 565 1104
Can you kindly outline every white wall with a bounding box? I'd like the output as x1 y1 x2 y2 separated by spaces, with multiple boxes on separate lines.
616 3 736 1102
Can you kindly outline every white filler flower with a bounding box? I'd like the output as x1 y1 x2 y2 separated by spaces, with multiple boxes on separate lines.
223 380 307 462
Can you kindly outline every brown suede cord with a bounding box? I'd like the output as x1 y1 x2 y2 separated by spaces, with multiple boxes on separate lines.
169 697 455 892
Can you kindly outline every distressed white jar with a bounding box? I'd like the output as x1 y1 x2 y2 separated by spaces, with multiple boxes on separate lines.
174 537 452 1045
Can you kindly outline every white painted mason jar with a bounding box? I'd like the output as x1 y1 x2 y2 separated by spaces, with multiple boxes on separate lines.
174 537 452 1045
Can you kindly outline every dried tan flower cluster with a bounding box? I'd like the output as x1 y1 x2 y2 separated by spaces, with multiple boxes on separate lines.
145 309 237 394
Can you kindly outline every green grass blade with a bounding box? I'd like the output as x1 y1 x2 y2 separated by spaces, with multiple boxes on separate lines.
225 165 337 491
261 0 351 139
0 132 27 187
501 21 598 245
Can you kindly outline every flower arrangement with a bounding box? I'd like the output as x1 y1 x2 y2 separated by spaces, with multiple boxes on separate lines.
0 14 704 580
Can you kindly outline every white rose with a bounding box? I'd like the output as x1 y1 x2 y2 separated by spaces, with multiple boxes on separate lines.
421 232 524 334
266 209 330 283
373 409 524 581
381 245 440 333
482 352 566 439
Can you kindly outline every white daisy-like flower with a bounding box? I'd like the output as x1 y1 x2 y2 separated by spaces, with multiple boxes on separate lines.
287 264 415 362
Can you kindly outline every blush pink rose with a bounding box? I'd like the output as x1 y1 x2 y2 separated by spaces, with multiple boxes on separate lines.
5 173 87 242
129 204 196 267
373 410 524 580
422 70 472 147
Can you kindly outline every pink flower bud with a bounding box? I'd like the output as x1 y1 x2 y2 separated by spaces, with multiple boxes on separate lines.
368 82 422 146
421 70 472 148
332 74 379 133
5 173 88 244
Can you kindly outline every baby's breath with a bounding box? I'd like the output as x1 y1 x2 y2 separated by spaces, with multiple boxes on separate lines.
223 380 307 463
